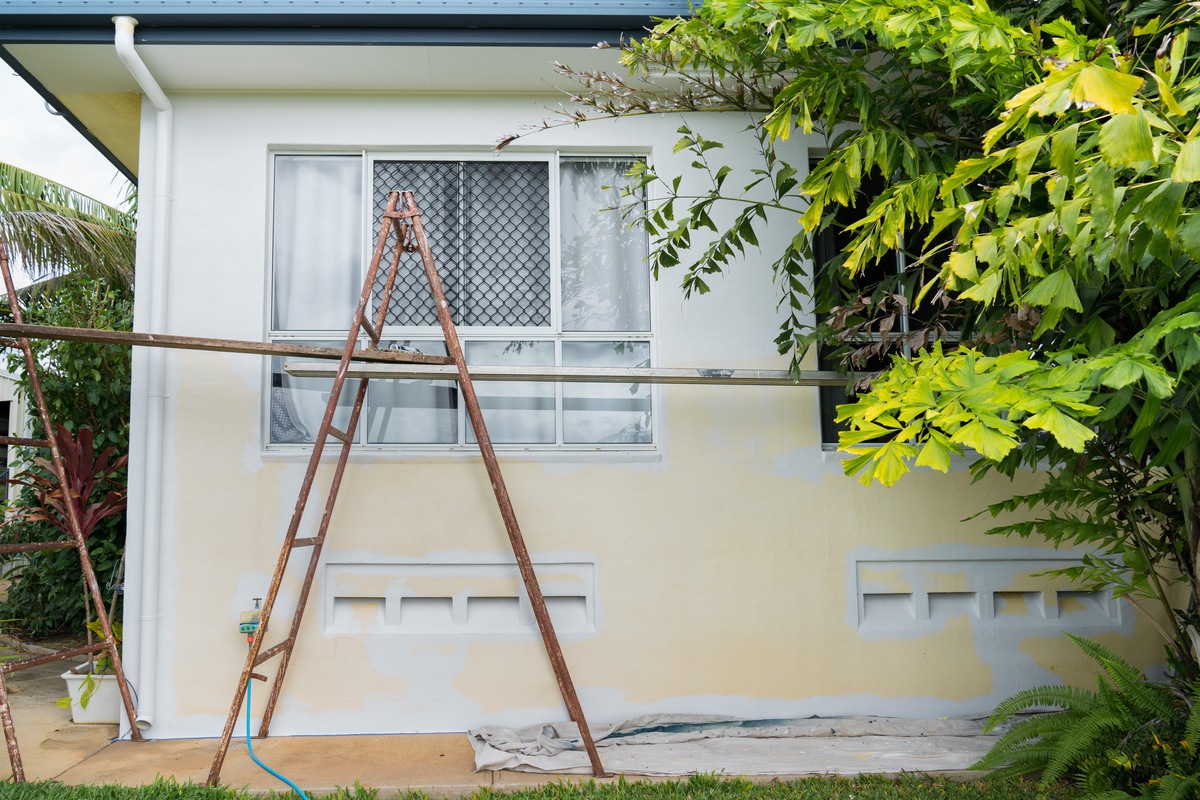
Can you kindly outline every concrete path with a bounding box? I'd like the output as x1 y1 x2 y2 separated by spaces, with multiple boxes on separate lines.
1 647 989 796
0 646 117 782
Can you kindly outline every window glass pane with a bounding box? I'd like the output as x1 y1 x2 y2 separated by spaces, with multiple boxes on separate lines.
563 341 651 444
466 341 554 444
373 160 551 328
269 340 359 444
273 156 363 331
560 158 650 332
366 340 457 444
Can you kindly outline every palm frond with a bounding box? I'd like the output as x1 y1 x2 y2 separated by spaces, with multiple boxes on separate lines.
0 162 135 287
1070 636 1179 722
1186 686 1200 744
1152 773 1200 800
984 685 1101 730
1041 709 1128 787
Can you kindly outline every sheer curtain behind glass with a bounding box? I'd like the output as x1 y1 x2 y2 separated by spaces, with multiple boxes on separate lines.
560 158 650 332
273 155 363 331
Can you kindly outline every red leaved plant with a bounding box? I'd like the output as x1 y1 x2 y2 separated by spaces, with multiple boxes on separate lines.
8 424 127 541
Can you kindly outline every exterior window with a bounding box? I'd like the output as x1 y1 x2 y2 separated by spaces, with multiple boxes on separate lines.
268 153 652 450
815 163 955 447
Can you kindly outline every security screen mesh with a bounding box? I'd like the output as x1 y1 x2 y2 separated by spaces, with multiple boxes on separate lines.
372 160 551 327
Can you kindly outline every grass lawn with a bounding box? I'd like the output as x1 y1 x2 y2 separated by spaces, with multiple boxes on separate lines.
0 774 1063 800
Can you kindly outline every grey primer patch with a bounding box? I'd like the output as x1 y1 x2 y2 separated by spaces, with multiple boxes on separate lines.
699 369 734 378
855 557 1121 632
323 560 595 637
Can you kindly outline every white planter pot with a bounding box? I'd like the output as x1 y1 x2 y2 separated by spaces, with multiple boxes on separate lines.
60 663 120 724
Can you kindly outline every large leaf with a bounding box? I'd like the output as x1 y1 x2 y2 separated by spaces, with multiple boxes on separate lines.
1098 111 1155 165
1173 138 1200 182
1069 65 1144 113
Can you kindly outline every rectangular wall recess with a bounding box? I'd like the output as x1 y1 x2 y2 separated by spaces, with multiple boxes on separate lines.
855 557 1119 631
324 560 596 636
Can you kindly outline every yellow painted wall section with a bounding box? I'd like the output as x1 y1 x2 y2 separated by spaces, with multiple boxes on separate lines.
166 349 1166 731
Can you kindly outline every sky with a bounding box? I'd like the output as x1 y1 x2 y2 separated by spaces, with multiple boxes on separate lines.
0 66 131 208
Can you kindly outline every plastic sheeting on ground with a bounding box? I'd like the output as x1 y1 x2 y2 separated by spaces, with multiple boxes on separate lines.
469 715 999 776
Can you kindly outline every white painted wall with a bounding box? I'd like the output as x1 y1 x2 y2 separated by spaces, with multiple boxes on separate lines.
121 71 1162 739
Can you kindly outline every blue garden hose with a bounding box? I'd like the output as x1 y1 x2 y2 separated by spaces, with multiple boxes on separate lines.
246 677 310 800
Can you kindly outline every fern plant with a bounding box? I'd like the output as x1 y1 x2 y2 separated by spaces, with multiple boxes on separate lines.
973 635 1197 797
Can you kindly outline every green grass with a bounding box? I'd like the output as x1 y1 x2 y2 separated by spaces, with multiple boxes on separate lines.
0 774 1064 800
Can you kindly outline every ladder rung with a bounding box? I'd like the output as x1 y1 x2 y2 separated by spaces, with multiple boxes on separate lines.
327 426 353 445
360 318 380 344
1 640 109 675
0 436 50 448
291 537 319 548
254 639 294 666
382 209 418 220
0 540 76 555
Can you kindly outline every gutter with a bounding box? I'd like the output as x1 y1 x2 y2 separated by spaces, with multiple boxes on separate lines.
113 14 171 733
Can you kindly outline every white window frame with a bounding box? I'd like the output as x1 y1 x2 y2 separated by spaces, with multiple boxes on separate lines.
263 149 659 454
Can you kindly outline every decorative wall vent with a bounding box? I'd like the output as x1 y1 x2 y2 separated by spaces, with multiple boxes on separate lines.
323 560 595 636
855 557 1120 630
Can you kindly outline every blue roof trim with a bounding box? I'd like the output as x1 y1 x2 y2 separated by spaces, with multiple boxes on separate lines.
0 45 137 184
0 26 655 46
0 0 686 10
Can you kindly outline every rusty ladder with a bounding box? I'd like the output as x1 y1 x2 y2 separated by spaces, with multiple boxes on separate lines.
0 233 144 782
206 191 607 786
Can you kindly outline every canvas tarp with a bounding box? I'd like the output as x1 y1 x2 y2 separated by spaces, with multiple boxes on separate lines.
469 715 999 776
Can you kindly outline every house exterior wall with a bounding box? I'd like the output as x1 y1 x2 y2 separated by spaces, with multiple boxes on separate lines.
124 86 1163 739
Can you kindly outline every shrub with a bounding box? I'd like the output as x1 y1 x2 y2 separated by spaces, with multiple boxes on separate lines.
0 276 132 636
974 635 1199 798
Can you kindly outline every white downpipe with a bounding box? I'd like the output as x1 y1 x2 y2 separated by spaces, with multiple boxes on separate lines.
113 15 171 732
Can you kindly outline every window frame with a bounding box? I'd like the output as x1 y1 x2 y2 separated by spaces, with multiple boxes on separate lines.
812 158 918 450
263 149 659 454
812 157 962 450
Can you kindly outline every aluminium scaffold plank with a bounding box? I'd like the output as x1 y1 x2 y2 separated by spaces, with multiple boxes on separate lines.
283 361 852 386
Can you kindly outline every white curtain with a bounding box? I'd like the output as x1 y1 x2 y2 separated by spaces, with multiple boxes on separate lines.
559 159 650 332
467 340 555 444
366 340 458 444
563 341 651 443
272 155 363 331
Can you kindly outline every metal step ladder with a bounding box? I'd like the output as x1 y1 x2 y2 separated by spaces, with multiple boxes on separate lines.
206 191 607 786
0 234 144 782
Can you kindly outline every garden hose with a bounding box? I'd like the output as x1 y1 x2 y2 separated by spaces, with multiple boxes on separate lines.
245 673 310 799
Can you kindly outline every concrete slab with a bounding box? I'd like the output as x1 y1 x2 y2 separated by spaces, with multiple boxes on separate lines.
60 733 491 797
0 647 117 782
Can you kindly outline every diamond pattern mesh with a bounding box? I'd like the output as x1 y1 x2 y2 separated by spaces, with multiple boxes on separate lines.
373 161 551 327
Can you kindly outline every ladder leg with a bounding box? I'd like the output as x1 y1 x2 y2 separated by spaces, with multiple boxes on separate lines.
255 214 411 739
256 378 369 737
0 236 144 768
0 670 24 782
403 192 608 777
75 539 142 738
208 195 409 787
